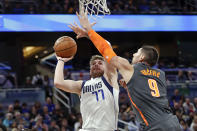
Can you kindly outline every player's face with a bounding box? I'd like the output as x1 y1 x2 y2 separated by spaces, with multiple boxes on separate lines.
132 48 144 64
90 59 105 78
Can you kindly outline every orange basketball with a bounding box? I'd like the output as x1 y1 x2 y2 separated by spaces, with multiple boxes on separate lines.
54 36 77 58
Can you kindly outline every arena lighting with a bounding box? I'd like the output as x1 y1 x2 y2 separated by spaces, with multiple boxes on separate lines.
23 46 45 58
1 15 197 32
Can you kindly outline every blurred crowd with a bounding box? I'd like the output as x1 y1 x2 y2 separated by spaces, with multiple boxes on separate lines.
0 97 83 131
1 86 197 130
1 0 197 14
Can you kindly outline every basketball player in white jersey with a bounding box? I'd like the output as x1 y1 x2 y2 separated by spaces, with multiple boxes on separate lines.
54 51 119 130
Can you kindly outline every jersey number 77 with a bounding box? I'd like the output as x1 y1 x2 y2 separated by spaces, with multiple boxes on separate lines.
92 89 105 101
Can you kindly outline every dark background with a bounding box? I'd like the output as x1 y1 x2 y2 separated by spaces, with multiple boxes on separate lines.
0 31 197 84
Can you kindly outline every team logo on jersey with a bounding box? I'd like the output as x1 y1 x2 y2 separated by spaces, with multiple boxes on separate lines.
83 82 102 93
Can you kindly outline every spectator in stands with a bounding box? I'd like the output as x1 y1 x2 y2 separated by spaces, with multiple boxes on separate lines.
7 104 14 114
27 5 37 14
25 76 33 88
51 104 65 125
183 98 196 115
17 124 25 131
190 115 197 131
4 1 11 13
0 104 4 119
34 101 42 114
128 110 140 131
175 110 183 121
14 111 21 125
0 74 6 88
45 97 55 114
172 102 184 116
32 72 43 86
180 119 190 131
13 100 21 112
30 106 37 124
160 1 171 13
11 121 17 130
170 89 184 107
193 97 197 110
0 118 6 131
62 3 69 14
118 112 128 130
112 3 123 14
74 114 82 131
50 0 62 13
138 0 149 13
12 3 25 14
0 73 15 88
177 70 187 82
188 112 195 127
187 71 196 81
149 0 160 13
21 103 29 114
2 0 197 14
23 112 31 128
43 75 53 98
119 91 129 106
49 119 60 131
42 106 51 126
39 2 49 14
67 111 78 129
3 113 13 128
60 118 73 131
32 115 48 130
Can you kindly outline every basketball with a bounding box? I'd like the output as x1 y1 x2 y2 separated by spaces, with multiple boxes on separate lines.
54 36 77 58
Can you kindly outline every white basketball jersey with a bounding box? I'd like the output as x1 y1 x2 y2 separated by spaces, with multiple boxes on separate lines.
80 76 119 131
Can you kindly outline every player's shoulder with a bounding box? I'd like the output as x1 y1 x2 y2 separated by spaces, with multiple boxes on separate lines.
133 62 146 69
154 68 165 75
85 77 102 84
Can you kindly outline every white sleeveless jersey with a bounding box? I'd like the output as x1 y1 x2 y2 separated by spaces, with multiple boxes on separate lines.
80 76 119 131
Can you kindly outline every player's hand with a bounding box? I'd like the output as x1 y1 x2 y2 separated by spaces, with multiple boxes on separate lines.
76 8 96 32
68 22 96 39
119 78 127 88
55 54 73 63
68 22 88 39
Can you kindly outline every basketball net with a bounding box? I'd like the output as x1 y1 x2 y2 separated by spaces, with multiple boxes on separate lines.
79 0 110 20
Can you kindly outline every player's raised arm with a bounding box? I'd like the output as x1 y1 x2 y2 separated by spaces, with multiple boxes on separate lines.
69 23 122 84
54 56 82 95
75 10 134 83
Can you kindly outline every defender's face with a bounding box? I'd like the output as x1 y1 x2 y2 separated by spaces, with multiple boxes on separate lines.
90 59 105 78
132 48 144 64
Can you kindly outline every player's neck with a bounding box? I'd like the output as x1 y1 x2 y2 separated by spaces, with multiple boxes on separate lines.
140 61 151 67
91 76 102 79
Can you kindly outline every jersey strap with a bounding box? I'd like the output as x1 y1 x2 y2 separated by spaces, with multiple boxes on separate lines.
81 81 86 89
101 76 113 95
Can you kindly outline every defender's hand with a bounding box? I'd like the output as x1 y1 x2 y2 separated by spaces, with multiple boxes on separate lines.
68 22 96 39
68 22 88 39
76 9 96 32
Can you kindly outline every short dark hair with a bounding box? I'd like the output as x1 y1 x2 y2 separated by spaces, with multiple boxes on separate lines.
141 45 159 67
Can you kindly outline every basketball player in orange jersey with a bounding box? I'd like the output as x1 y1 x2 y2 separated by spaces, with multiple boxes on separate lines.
54 37 120 130
69 10 182 131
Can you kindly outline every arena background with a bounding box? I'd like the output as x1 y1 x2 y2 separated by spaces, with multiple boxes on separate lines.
0 0 197 130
